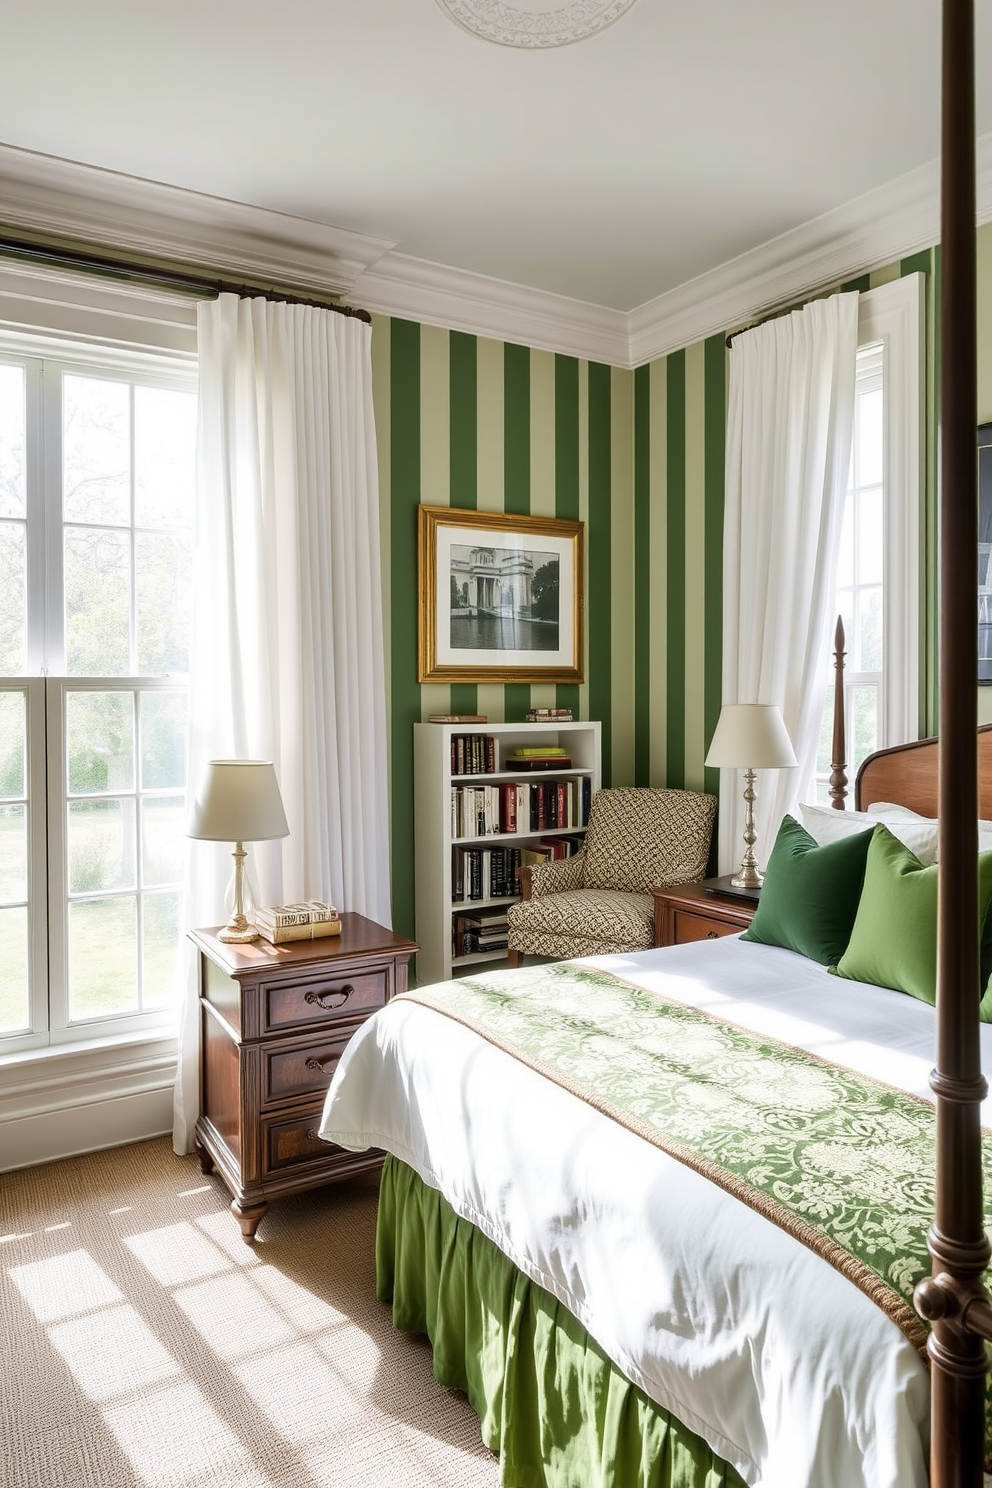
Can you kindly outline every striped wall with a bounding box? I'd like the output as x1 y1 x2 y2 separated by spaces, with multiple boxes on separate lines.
374 246 950 944
374 321 636 941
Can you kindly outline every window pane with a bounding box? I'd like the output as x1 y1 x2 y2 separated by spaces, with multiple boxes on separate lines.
64 526 131 675
836 496 854 588
135 386 196 530
0 803 27 902
0 521 26 674
63 375 130 525
0 905 29 1032
858 586 883 672
68 799 136 894
141 795 185 887
140 692 187 790
136 532 192 674
0 364 26 519
858 488 883 586
68 896 137 1019
142 890 180 1009
0 690 25 798
858 387 883 488
66 691 135 795
851 685 879 776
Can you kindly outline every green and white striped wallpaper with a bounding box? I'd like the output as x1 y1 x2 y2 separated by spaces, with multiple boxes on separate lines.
374 246 948 943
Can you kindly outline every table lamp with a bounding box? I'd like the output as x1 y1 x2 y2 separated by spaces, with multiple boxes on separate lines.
188 760 290 942
705 704 797 888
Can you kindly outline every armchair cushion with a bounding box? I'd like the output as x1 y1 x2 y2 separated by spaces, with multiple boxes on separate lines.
527 848 586 899
507 888 654 958
581 788 717 894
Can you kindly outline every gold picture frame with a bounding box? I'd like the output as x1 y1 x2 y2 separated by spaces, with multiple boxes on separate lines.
418 505 584 683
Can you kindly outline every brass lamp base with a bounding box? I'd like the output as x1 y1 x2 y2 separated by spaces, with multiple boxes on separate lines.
730 767 763 890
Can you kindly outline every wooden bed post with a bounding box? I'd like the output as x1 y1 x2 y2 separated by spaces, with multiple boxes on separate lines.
912 0 992 1481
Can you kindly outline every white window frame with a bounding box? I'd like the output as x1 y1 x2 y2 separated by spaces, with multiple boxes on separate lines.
0 343 196 1057
854 273 924 753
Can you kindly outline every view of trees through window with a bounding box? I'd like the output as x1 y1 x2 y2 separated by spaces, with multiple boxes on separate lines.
0 355 195 1049
814 343 884 802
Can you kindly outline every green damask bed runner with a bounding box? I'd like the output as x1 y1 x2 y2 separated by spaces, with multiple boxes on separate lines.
403 961 992 1363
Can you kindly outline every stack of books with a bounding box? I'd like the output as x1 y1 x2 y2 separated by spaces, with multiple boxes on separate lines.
504 745 572 771
525 708 573 722
452 907 510 957
255 900 342 945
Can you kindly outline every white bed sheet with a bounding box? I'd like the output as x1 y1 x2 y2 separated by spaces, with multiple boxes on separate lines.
318 935 992 1488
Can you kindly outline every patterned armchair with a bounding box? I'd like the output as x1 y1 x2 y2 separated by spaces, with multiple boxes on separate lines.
506 787 717 964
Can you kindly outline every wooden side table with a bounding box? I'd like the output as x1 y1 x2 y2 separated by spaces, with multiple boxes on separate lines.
652 882 757 947
191 913 417 1243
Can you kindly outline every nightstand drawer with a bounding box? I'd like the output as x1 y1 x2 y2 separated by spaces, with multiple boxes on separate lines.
262 1107 329 1173
673 910 744 944
262 968 388 1034
262 1026 359 1106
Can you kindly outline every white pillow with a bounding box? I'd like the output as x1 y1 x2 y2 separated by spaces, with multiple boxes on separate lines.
865 801 932 824
798 801 939 866
865 800 992 855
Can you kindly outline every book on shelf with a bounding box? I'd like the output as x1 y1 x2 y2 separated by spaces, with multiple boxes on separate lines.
452 906 510 957
507 746 570 758
255 900 337 929
452 843 522 902
429 713 487 723
506 756 572 771
525 708 573 722
256 917 343 945
451 732 496 776
451 777 591 838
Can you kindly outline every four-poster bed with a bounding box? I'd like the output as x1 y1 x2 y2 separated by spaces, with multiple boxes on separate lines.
318 2 991 1481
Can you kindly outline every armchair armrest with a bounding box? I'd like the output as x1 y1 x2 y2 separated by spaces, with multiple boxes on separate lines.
523 847 586 900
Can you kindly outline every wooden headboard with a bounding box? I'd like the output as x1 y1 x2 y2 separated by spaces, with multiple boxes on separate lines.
855 723 992 817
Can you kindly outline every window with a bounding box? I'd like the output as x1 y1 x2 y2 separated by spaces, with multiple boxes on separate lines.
0 353 195 1054
812 276 923 803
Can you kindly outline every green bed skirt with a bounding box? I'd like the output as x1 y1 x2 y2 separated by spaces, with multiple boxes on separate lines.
375 1155 747 1488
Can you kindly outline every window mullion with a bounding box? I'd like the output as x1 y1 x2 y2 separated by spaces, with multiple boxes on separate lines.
41 362 65 675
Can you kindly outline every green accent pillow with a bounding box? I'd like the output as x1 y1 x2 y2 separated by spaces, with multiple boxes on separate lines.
832 824 992 1013
740 813 874 965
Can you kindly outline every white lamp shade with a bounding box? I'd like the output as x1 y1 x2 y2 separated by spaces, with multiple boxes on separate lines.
705 704 798 770
188 760 290 842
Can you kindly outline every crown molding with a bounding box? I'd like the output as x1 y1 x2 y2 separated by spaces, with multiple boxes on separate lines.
0 141 396 296
627 132 992 367
1 134 991 368
346 249 630 364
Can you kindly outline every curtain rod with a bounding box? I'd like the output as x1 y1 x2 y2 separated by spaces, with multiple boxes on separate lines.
0 233 372 322
724 282 857 349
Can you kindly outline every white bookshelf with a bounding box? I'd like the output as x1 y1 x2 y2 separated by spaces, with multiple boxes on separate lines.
413 720 602 987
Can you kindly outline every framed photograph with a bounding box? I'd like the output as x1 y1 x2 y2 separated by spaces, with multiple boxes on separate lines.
980 423 992 682
418 505 584 683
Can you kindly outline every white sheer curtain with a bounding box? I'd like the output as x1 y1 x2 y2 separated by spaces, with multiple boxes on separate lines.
173 294 391 1152
718 292 858 875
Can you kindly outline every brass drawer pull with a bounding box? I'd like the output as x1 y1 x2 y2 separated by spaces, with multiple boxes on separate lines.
305 1056 335 1075
306 1129 321 1142
705 930 719 939
304 983 354 1011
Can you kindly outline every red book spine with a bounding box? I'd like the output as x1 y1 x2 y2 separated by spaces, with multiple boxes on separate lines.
500 782 517 833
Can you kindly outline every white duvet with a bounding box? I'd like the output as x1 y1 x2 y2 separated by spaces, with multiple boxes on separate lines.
318 935 992 1488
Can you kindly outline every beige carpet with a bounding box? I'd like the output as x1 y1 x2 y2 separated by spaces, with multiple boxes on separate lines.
0 1138 502 1488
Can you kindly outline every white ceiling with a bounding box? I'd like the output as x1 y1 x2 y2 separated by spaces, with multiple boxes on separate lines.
1 0 990 315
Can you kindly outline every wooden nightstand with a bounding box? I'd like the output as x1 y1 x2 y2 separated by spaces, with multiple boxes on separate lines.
652 882 757 947
191 913 417 1243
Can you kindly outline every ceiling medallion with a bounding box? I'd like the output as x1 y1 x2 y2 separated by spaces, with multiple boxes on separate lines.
435 0 643 49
